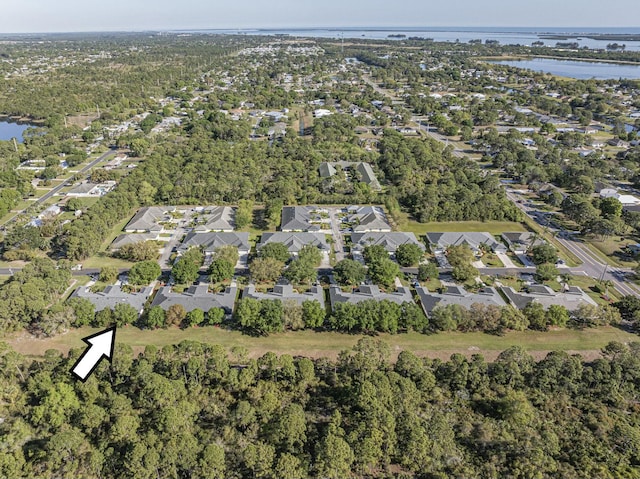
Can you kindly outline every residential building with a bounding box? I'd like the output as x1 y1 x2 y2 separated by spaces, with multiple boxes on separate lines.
329 284 414 307
243 283 325 308
178 232 250 266
71 285 154 314
500 285 596 311
124 206 176 233
426 232 507 255
151 282 238 314
351 232 425 254
110 233 160 251
415 285 506 317
346 205 392 232
280 206 323 232
502 232 545 254
318 162 337 178
355 162 381 190
66 181 117 197
193 206 235 232
257 232 329 256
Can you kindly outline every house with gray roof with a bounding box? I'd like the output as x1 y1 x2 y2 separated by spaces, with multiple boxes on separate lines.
351 232 425 254
151 282 238 314
426 232 507 254
193 206 235 232
500 285 596 311
110 233 160 251
124 206 176 233
71 285 154 314
415 285 506 317
318 162 337 178
346 205 392 232
329 284 414 307
258 232 329 256
243 282 325 308
356 162 381 190
502 232 545 254
178 232 250 263
280 206 323 232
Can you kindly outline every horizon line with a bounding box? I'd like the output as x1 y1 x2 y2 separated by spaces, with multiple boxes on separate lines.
1 25 640 36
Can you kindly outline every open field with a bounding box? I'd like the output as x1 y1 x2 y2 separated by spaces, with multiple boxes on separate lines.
402 220 527 236
5 325 638 362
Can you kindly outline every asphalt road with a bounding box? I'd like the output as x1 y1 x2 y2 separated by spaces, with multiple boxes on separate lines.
1 148 117 227
505 189 639 298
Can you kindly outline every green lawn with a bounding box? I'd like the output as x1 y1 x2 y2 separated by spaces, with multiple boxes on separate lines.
83 253 134 270
585 237 638 269
5 325 638 361
402 220 527 235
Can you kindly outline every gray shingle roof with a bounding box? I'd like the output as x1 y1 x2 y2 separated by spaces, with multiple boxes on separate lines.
71 285 154 313
415 285 506 317
356 162 381 190
347 206 391 232
243 282 325 308
351 232 425 253
319 162 337 178
426 232 507 253
500 286 596 311
178 232 250 254
193 206 235 232
151 283 238 314
329 285 414 306
280 206 322 232
125 206 174 232
502 232 544 251
110 233 159 250
258 232 329 254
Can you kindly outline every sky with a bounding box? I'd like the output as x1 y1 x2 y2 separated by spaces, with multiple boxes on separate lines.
1 0 638 33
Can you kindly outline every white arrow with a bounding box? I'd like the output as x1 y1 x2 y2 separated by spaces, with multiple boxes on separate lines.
71 326 116 382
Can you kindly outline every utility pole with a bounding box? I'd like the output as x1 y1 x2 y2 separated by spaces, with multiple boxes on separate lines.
12 137 18 153
599 264 608 283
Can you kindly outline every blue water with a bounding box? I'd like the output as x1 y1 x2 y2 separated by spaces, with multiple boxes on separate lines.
488 58 640 80
179 27 640 52
0 121 30 142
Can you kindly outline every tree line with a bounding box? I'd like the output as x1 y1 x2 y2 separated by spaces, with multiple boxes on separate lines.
1 337 639 478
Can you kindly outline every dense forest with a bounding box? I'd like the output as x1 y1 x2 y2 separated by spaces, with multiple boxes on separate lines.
0 338 639 478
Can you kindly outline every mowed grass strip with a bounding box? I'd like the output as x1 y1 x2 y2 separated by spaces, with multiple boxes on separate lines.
402 220 527 236
5 326 638 362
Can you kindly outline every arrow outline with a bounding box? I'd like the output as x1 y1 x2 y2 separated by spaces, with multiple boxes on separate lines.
71 326 116 382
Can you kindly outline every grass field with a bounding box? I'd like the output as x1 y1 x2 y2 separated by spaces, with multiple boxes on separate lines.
5 325 638 362
586 237 638 269
402 220 527 236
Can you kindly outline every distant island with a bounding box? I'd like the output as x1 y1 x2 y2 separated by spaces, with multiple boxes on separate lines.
387 34 406 38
